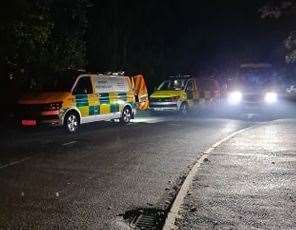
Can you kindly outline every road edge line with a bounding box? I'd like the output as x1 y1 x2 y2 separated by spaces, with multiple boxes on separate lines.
62 140 78 146
0 157 31 170
162 126 254 230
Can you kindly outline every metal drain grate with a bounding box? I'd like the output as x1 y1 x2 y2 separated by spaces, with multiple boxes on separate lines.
123 208 165 230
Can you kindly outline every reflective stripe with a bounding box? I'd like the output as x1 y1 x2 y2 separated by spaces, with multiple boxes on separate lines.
99 93 110 103
74 91 135 117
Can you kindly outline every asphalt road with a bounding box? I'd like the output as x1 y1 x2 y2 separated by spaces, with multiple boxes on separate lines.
178 119 296 229
0 101 296 229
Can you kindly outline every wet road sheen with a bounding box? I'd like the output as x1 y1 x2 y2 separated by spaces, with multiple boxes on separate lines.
0 114 249 229
178 119 296 229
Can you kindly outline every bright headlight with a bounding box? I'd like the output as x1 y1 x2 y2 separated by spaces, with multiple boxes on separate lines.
265 92 277 104
228 91 242 105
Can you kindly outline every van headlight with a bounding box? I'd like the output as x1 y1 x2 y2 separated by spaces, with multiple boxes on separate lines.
44 102 63 111
264 92 278 104
228 91 242 105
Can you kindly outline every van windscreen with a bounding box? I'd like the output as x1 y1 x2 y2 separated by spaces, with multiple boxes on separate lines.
158 79 186 90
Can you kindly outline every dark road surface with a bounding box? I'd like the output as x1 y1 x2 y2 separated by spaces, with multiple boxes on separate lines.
0 101 296 229
178 119 296 229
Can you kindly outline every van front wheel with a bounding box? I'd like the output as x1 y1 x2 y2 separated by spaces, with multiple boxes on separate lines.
120 107 132 125
179 102 189 115
64 112 80 133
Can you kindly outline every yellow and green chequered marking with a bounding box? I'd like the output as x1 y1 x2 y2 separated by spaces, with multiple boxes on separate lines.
75 92 135 117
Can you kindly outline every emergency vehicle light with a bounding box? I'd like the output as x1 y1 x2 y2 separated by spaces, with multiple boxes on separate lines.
168 74 191 79
104 71 125 76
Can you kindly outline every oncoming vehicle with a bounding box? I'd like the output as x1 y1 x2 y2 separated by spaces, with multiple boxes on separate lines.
18 71 137 133
226 63 279 109
149 75 200 114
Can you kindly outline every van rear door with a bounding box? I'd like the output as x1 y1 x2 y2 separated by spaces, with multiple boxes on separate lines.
131 75 149 110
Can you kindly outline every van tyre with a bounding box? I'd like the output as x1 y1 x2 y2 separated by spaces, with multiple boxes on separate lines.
64 112 80 133
179 102 189 115
120 107 132 125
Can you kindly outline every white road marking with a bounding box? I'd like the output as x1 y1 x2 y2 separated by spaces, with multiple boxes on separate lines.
0 157 31 170
62 141 77 146
162 125 255 230
132 117 167 123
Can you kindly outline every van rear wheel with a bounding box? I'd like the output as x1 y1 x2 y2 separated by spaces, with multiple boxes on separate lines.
64 112 80 133
120 107 132 125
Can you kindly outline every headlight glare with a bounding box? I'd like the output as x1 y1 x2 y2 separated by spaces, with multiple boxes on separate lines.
228 91 242 105
265 92 277 104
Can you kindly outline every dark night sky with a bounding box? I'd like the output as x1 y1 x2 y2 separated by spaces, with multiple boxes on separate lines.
166 0 281 73
89 0 284 78
1 0 286 82
0 0 291 105
138 0 282 75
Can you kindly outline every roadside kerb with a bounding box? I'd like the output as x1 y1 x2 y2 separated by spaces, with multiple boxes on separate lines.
162 125 256 230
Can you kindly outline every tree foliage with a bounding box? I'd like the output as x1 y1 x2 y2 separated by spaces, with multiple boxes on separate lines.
260 0 296 63
0 0 270 96
0 0 89 87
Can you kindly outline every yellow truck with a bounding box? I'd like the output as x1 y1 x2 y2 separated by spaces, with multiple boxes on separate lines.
18 71 143 133
149 75 200 114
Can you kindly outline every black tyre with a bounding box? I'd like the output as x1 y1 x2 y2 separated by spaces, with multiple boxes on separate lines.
64 111 80 133
120 106 132 125
179 102 189 115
